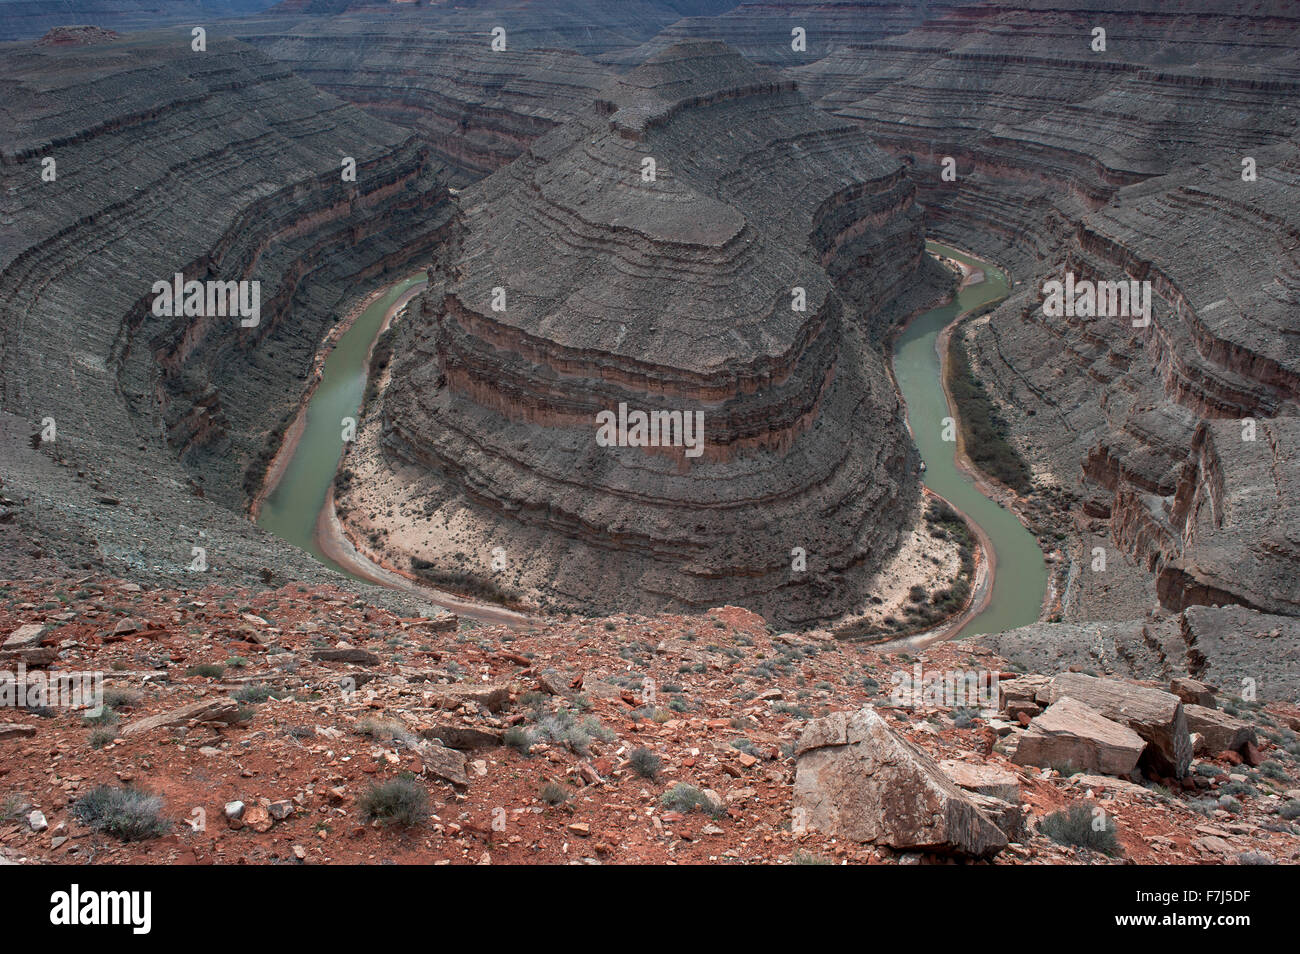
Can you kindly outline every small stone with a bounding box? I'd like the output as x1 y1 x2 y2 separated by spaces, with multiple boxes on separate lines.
28 810 47 832
244 804 272 833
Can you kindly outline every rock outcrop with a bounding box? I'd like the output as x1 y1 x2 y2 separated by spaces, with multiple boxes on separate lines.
235 18 613 181
0 2 278 43
794 706 1008 857
361 40 943 626
977 604 1300 701
1012 697 1146 777
1043 673 1192 778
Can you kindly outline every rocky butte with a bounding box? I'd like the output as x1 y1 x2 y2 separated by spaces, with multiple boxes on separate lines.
339 41 948 627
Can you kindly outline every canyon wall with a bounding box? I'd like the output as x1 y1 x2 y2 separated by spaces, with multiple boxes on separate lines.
364 41 945 626
0 33 452 593
234 20 612 182
785 0 1300 620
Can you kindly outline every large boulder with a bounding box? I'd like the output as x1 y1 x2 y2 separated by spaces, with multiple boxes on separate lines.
1012 697 1146 776
1044 674 1192 777
2 624 45 649
794 707 1007 858
1183 704 1256 755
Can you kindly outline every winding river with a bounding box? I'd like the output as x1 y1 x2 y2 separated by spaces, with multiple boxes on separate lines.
892 242 1047 637
258 242 1047 637
256 276 424 571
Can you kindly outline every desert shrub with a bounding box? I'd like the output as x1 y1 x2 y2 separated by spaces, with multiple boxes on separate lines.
504 726 533 755
358 775 428 828
793 851 833 865
945 335 1033 493
233 683 273 704
100 687 140 709
540 781 569 806
82 705 118 726
73 786 169 841
629 747 661 780
1258 761 1289 782
1038 801 1120 856
660 783 723 818
186 664 224 679
355 718 413 745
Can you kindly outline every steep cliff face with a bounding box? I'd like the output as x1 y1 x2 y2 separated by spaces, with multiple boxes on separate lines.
359 41 942 626
795 0 1300 275
964 145 1300 619
0 34 453 591
254 0 736 56
766 0 1300 620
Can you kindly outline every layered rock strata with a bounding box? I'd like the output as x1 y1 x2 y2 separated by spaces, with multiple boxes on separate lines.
367 41 943 625
235 21 612 182
978 603 1300 701
0 34 452 594
780 0 1300 620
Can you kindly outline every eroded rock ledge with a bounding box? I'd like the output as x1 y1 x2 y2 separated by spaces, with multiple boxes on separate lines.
788 0 1300 621
362 41 946 627
0 34 452 594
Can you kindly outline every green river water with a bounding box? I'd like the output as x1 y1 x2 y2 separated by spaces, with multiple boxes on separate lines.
893 242 1047 636
258 245 1047 636
256 276 424 571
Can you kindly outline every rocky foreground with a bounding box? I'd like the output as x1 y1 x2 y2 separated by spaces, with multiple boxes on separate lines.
2 578 1298 865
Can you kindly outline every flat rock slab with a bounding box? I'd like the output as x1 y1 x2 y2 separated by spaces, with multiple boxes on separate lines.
3 624 45 649
418 724 504 750
0 723 37 740
1013 697 1146 777
1184 704 1255 755
1170 677 1215 707
967 792 1025 842
999 673 1051 707
413 740 469 789
938 759 1022 803
0 646 56 666
1045 673 1192 777
794 707 1006 858
310 648 380 666
427 683 510 713
122 698 240 736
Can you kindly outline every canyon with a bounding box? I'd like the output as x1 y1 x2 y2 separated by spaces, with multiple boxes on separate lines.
1 0 1298 870
348 40 944 627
